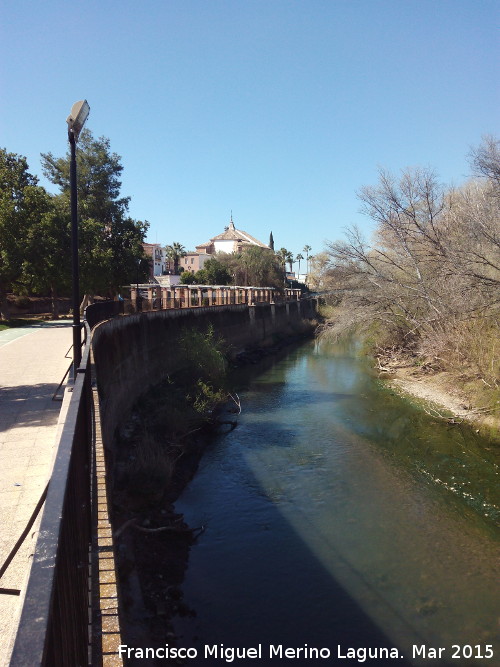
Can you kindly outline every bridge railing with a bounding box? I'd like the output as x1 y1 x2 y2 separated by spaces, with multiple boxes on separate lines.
129 284 303 313
10 322 93 667
80 288 303 324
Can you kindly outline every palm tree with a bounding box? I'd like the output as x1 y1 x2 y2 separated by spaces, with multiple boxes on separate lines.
303 245 312 275
295 253 304 277
286 250 294 274
276 248 292 284
165 242 186 274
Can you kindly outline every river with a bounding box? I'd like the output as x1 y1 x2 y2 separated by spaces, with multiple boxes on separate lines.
173 339 499 665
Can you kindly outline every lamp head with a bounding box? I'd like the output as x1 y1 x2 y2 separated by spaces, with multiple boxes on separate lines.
67 100 90 141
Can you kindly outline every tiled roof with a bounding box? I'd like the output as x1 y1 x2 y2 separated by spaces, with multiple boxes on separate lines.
211 226 242 241
201 220 268 249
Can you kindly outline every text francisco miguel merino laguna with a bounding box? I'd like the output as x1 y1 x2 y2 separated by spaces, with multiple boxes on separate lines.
118 644 406 662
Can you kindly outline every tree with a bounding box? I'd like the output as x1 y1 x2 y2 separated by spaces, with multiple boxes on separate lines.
201 258 232 284
180 258 232 285
41 129 148 297
269 231 275 251
242 246 282 287
165 242 186 274
307 251 330 291
0 149 55 318
469 134 500 192
323 167 449 344
295 253 304 276
214 247 283 288
303 244 312 274
321 155 500 387
275 248 291 284
180 270 198 284
42 129 129 223
21 195 71 317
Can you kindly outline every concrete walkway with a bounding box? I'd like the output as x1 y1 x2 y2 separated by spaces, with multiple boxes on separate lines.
0 321 72 667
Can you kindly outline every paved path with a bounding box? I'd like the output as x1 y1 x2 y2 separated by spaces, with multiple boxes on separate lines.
0 321 72 667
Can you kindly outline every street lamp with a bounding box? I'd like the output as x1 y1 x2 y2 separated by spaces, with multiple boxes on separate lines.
67 100 90 376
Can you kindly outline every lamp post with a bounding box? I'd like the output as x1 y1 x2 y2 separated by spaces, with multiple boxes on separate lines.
136 257 143 312
67 100 90 377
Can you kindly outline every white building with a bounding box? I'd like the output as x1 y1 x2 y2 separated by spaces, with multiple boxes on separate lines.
195 216 269 256
142 243 167 277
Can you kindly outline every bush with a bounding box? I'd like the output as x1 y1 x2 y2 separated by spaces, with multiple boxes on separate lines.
179 324 228 386
124 432 174 502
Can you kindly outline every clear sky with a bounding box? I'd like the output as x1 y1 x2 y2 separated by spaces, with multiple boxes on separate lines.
1 0 498 266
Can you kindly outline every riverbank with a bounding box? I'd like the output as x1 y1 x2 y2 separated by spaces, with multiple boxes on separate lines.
382 363 500 438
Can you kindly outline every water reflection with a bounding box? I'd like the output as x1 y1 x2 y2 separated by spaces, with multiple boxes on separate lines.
175 339 499 665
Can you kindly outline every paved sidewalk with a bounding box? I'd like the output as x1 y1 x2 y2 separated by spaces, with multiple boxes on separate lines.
0 321 72 667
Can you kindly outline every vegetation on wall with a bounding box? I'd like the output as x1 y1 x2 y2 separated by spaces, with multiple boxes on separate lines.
117 324 232 508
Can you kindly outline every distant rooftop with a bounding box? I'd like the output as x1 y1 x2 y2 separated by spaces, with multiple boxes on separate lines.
197 216 268 252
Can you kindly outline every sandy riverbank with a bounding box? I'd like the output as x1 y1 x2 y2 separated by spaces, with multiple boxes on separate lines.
385 365 500 435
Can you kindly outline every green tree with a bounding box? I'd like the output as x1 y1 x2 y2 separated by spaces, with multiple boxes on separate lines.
200 248 283 288
165 242 186 274
275 247 292 284
240 246 282 287
41 129 148 297
269 231 275 251
21 195 71 317
200 258 232 284
295 253 304 276
180 258 232 285
180 270 198 284
0 149 53 318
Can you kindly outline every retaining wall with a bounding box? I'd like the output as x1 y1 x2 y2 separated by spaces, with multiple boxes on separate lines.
91 299 317 448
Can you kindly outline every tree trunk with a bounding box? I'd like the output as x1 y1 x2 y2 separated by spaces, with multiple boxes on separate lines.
50 285 60 319
80 293 94 315
0 291 10 321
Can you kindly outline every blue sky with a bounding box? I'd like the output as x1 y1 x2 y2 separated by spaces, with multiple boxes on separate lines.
1 0 498 265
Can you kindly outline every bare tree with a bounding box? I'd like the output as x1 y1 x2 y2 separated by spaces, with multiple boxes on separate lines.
469 135 500 192
321 153 500 387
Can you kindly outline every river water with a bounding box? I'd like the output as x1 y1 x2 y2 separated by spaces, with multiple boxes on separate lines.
174 339 499 665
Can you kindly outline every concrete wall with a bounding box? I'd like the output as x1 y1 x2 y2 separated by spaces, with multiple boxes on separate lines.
91 300 317 448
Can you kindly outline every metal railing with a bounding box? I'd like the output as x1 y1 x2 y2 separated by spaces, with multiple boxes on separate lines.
10 322 93 667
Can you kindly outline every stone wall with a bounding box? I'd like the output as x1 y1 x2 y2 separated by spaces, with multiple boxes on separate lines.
91 299 317 448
